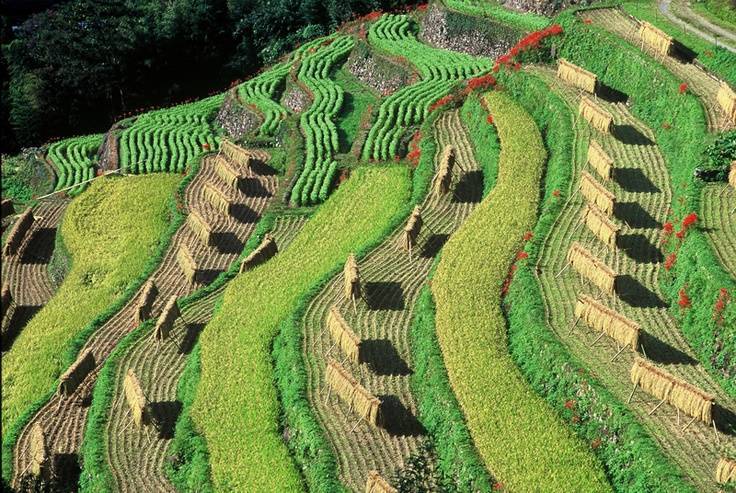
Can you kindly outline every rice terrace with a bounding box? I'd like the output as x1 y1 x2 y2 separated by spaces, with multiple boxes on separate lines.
2 0 736 491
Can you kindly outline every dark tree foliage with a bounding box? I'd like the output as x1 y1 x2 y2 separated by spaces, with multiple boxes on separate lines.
0 0 417 153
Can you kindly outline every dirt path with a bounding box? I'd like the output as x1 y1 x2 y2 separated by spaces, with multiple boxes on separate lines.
659 0 736 52
302 110 483 491
11 151 277 488
1 198 69 351
533 66 736 492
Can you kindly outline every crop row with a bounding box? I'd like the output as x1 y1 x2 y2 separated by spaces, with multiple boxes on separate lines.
443 0 549 31
431 91 611 492
47 134 104 195
362 14 491 161
290 35 355 206
238 62 291 136
119 95 223 174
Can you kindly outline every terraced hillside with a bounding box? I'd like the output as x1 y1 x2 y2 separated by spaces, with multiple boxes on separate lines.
701 183 736 277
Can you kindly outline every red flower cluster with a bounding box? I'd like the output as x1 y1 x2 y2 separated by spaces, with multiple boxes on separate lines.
501 264 518 298
416 3 429 12
467 74 497 92
358 10 382 22
486 114 494 124
493 482 504 491
714 288 731 324
678 287 691 309
681 212 698 230
552 189 561 198
564 399 576 410
523 231 534 241
678 82 688 94
582 18 593 25
516 251 529 261
664 253 676 271
428 94 454 112
407 131 422 165
493 24 564 73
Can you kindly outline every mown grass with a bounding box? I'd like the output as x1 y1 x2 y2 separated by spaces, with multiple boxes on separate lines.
334 68 379 154
432 91 612 492
0 174 181 437
191 166 411 492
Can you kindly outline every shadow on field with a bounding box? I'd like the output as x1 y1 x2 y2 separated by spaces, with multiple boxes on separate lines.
379 395 425 437
361 339 412 376
250 160 277 176
365 281 405 311
21 227 56 264
614 168 660 193
596 83 628 103
149 400 183 439
420 234 448 258
453 170 483 203
616 275 668 308
714 405 736 436
239 177 272 198
615 202 661 229
612 124 654 146
52 453 81 493
179 323 205 355
617 234 664 263
230 203 259 223
1 305 41 352
211 232 244 254
640 333 697 366
672 41 698 63
195 269 223 285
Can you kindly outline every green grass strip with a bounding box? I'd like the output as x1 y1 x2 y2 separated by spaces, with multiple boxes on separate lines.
432 91 612 493
191 166 411 491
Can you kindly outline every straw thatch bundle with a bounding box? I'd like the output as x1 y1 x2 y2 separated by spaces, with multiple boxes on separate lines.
630 357 714 423
587 140 613 181
240 234 278 273
155 296 180 342
325 359 382 426
567 242 618 295
434 145 456 196
1 198 13 220
215 155 248 189
29 423 49 478
344 253 361 301
639 21 673 57
729 162 736 189
176 244 198 285
58 349 95 396
134 280 158 325
717 81 736 123
2 207 34 257
1 283 12 317
327 306 362 364
124 369 148 427
579 97 613 134
581 204 620 249
365 470 398 493
716 458 736 484
203 182 233 216
403 206 423 252
220 139 252 167
575 294 639 350
186 210 213 246
580 171 616 215
557 59 597 94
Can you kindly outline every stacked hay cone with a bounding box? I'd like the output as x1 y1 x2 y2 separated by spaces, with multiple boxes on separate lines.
581 204 619 249
580 171 616 215
215 154 248 189
716 457 736 485
567 242 618 295
220 139 252 167
639 21 673 57
729 161 736 189
579 97 613 134
717 82 736 124
186 210 213 247
557 59 598 94
203 182 233 216
124 369 149 427
403 206 423 253
29 423 50 478
325 359 382 426
344 253 361 303
58 349 95 396
240 234 278 273
587 140 613 181
327 306 362 365
365 470 397 493
575 295 639 351
2 207 34 257
434 145 456 196
134 280 158 326
176 244 198 285
155 296 180 342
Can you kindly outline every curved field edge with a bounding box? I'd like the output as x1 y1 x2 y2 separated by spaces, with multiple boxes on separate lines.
77 211 283 492
190 166 411 492
700 183 736 279
554 11 735 396
1 157 202 485
432 91 611 492
499 69 697 491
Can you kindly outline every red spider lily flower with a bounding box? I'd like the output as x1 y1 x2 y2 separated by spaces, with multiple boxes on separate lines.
493 483 504 491
675 230 685 240
564 399 576 410
552 189 561 197
663 222 674 234
678 288 691 309
516 251 529 261
681 212 698 230
487 114 494 124
583 18 593 24
523 231 534 241
679 82 688 94
664 253 676 271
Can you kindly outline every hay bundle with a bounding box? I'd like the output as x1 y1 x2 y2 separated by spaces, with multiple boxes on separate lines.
344 253 361 301
220 139 252 167
587 140 613 181
580 171 616 215
1 283 12 316
203 182 233 216
717 81 736 123
327 306 362 364
240 234 278 273
186 210 213 246
567 242 618 295
2 207 34 257
155 296 180 342
134 280 158 325
58 349 95 396
365 470 398 493
403 206 423 252
215 155 248 189
29 423 49 478
1 198 14 220
325 359 382 426
716 458 736 485
581 204 620 248
639 21 673 57
579 97 613 134
729 162 736 189
574 294 639 350
434 145 456 196
123 369 148 427
176 244 198 285
557 59 597 94
630 357 714 423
